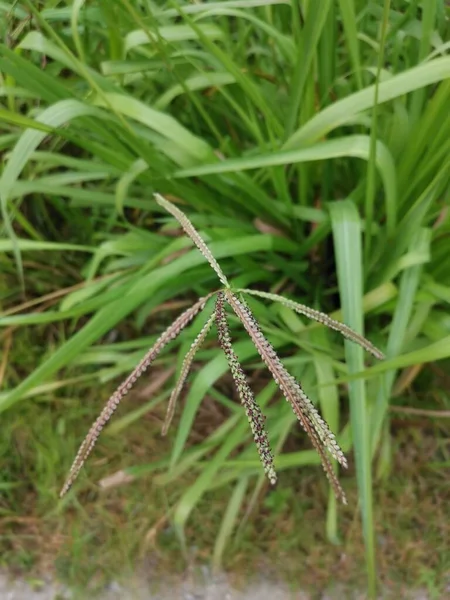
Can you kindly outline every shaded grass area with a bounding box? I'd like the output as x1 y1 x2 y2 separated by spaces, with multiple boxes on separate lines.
1 322 448 598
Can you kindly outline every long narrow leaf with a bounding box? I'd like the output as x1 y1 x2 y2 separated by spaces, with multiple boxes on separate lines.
329 200 376 594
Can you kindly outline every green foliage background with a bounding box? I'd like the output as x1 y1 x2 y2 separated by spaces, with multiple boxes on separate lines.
1 0 449 596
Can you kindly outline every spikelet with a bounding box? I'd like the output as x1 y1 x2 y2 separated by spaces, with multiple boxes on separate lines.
215 291 276 485
154 194 229 288
162 310 215 435
238 288 384 360
60 294 211 497
225 289 347 503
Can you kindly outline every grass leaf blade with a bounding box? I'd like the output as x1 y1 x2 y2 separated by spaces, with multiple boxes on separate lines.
329 199 376 594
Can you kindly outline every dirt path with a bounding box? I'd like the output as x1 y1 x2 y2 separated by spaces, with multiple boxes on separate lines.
0 573 300 600
0 572 434 599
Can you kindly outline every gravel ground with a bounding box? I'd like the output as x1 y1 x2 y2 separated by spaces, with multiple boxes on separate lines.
0 573 435 600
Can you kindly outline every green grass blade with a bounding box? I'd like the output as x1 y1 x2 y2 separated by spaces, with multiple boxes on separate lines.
115 159 148 216
154 72 236 110
284 57 450 148
94 93 213 164
212 475 249 570
0 99 104 284
284 0 332 137
329 199 376 596
409 0 438 124
172 418 250 538
364 0 392 255
172 382 277 536
338 0 363 90
0 239 95 253
175 136 397 222
321 333 450 387
168 2 282 138
370 228 432 454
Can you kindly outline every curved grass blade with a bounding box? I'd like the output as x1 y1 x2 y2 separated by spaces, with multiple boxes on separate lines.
215 291 276 485
162 309 216 436
225 290 347 503
238 288 384 360
154 193 229 287
284 56 450 148
60 294 211 497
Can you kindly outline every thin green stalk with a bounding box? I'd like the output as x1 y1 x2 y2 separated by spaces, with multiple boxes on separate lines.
364 0 391 263
284 0 332 139
338 0 363 90
410 0 438 124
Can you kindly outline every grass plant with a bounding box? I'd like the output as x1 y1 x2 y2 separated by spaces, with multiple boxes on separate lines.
1 0 449 596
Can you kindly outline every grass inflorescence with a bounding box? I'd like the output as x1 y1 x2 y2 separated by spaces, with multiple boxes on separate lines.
61 195 384 505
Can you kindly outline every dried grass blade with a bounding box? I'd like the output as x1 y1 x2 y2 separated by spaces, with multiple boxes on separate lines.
154 193 229 287
162 310 215 436
225 290 347 502
239 288 384 360
60 294 212 497
215 291 276 485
